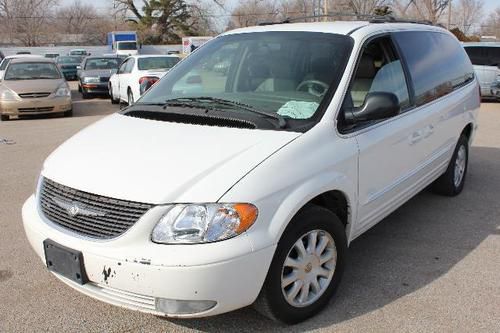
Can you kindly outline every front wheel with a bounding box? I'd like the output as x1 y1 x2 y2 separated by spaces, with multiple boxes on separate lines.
432 135 469 196
109 85 119 104
254 205 347 324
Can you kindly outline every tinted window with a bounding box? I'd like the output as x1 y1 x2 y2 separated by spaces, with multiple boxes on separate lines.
394 31 474 106
56 56 81 64
117 42 137 50
84 58 120 70
138 57 180 70
125 58 135 73
464 46 500 66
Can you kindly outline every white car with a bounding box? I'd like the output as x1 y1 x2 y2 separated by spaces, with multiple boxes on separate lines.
0 54 44 79
23 20 479 324
108 55 180 105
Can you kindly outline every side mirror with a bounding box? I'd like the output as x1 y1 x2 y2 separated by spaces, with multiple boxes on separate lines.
76 65 81 70
344 92 400 124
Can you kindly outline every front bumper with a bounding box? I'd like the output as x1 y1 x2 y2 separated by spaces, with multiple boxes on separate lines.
81 82 109 94
22 195 274 318
0 96 72 117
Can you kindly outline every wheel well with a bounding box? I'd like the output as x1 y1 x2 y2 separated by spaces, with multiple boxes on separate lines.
461 123 473 141
307 190 349 228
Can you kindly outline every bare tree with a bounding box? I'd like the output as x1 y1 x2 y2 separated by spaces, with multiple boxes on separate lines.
55 0 97 35
227 0 279 29
481 7 500 38
0 0 59 46
453 0 483 34
345 0 392 16
393 0 450 23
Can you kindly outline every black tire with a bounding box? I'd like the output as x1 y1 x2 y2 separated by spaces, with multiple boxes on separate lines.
432 135 469 196
127 89 134 106
0 114 8 121
254 205 347 324
109 85 119 104
64 109 73 117
81 90 90 99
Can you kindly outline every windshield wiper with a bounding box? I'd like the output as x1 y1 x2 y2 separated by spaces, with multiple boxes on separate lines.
164 97 287 128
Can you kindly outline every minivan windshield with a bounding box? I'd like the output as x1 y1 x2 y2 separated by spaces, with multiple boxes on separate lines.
117 42 137 50
4 62 61 80
136 32 353 130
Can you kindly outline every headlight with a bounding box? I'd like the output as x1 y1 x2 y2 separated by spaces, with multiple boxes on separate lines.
83 77 100 83
152 203 258 244
0 89 20 101
54 84 71 97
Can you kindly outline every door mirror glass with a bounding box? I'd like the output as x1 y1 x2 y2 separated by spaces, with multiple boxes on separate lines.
344 92 400 124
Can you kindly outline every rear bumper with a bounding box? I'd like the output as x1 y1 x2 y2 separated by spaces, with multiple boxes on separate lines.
0 96 72 116
22 195 274 317
81 82 109 94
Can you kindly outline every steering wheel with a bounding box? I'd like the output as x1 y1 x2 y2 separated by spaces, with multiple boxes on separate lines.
296 80 329 97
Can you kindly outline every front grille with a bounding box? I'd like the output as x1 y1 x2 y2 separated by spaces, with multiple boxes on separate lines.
39 178 153 239
18 92 51 98
18 107 54 113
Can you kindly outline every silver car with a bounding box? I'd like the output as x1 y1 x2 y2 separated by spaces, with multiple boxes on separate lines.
463 42 500 100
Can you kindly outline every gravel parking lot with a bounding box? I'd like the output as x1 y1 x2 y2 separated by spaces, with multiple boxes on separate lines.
0 82 499 332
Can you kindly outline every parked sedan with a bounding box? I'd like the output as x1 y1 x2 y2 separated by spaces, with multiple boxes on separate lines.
55 56 82 80
0 58 72 121
77 56 121 99
109 55 180 105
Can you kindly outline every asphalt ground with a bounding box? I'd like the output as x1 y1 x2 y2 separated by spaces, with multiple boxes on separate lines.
0 83 499 332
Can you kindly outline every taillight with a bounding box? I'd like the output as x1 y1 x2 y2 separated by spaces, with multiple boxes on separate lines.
139 76 159 85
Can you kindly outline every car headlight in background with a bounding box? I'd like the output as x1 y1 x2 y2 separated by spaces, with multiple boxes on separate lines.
0 88 21 101
54 83 71 97
152 203 258 244
83 77 100 83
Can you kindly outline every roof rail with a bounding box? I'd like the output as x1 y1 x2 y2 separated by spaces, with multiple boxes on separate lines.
258 14 439 27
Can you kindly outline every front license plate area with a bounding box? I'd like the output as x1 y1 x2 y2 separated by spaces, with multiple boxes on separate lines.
43 239 88 285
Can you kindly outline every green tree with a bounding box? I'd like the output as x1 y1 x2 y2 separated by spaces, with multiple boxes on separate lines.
116 0 195 43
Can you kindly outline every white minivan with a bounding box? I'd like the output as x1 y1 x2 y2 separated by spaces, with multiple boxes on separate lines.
22 20 479 324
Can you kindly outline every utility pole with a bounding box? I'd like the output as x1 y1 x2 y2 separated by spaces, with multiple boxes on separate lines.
447 0 452 29
324 0 329 22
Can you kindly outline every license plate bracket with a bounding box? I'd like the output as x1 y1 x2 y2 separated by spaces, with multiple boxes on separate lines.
43 239 88 285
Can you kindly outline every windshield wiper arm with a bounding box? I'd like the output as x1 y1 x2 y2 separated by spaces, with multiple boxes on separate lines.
165 97 287 128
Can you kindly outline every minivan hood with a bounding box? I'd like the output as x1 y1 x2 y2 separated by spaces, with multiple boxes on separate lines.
42 114 300 204
2 79 63 94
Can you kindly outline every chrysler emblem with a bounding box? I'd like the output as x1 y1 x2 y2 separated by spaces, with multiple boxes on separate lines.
52 197 107 218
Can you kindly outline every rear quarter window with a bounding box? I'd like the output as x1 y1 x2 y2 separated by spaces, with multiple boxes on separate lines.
394 31 474 106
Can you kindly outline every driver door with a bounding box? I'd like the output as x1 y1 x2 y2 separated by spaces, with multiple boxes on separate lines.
341 35 425 238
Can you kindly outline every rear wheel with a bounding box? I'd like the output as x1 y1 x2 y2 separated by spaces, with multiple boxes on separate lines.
432 135 469 196
0 114 8 121
254 205 347 324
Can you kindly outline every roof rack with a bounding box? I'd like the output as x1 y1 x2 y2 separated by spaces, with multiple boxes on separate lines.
258 14 438 27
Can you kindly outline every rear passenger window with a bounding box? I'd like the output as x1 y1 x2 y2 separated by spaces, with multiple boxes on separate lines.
394 31 474 106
